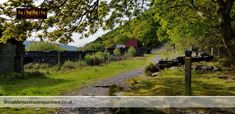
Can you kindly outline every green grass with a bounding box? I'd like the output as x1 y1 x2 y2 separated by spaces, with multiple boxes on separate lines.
0 54 156 96
0 54 156 114
122 63 235 96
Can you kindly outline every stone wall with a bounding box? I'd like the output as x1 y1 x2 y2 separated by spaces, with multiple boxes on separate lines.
24 47 145 65
0 42 16 73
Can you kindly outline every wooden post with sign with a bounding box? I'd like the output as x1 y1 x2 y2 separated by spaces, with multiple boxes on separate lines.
185 50 192 96
15 7 47 73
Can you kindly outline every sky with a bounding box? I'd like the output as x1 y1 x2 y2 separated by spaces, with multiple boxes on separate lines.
0 0 108 47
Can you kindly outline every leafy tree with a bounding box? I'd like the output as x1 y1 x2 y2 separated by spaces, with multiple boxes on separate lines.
114 34 130 44
81 41 104 51
2 0 234 56
0 0 147 44
153 0 235 56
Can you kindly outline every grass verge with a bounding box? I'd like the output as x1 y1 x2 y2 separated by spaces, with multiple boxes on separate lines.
0 54 156 114
122 61 235 96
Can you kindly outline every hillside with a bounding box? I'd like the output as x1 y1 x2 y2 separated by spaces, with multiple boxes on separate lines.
24 41 78 51
81 8 162 51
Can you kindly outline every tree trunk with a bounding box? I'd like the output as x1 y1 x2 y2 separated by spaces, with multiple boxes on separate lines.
217 0 235 56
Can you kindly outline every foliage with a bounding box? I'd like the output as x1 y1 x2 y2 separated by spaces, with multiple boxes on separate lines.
0 0 148 44
26 41 65 51
84 51 105 66
131 8 161 48
113 48 121 57
219 56 235 67
80 40 104 51
127 47 136 57
0 54 155 96
82 8 161 50
1 0 235 56
153 0 221 49
84 54 93 65
124 66 235 96
62 60 81 70
25 63 52 70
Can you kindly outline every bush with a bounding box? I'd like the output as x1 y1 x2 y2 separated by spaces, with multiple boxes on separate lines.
85 54 94 65
103 50 110 60
127 47 136 57
62 60 79 70
84 51 105 66
25 63 51 70
220 56 235 67
145 63 159 76
114 48 121 60
95 51 104 63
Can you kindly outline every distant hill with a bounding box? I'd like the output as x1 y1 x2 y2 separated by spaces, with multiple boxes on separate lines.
23 41 78 51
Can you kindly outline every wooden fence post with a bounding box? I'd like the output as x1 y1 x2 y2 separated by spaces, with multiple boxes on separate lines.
108 54 110 63
79 53 82 66
21 52 24 77
93 52 95 66
211 48 214 56
57 51 62 70
185 50 192 96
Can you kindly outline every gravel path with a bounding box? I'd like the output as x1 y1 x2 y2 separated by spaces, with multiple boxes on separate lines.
58 52 161 114
69 55 160 96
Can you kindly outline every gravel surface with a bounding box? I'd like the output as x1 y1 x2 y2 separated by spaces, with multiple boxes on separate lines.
58 54 160 114
70 55 160 96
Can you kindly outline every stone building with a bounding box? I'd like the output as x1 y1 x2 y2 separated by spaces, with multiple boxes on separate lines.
0 39 25 73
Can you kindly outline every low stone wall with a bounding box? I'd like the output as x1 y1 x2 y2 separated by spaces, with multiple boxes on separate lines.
24 47 145 65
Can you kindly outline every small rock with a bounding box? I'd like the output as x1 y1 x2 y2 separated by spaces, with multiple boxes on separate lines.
218 75 228 80
152 72 159 76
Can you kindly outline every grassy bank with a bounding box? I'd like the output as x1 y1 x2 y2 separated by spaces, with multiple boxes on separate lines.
0 54 156 96
121 61 235 96
0 54 156 114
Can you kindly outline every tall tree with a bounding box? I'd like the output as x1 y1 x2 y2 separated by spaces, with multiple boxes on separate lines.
1 0 234 56
214 0 235 56
0 0 148 44
153 0 235 55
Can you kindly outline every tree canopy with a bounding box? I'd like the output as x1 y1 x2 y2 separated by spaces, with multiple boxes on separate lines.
0 0 235 56
81 8 161 51
0 0 148 44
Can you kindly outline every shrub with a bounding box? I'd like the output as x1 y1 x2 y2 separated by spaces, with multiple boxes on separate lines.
127 47 136 57
103 50 110 59
114 48 121 59
220 56 235 67
62 60 79 69
25 63 51 70
95 51 104 63
145 63 159 76
85 54 93 65
84 51 105 65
